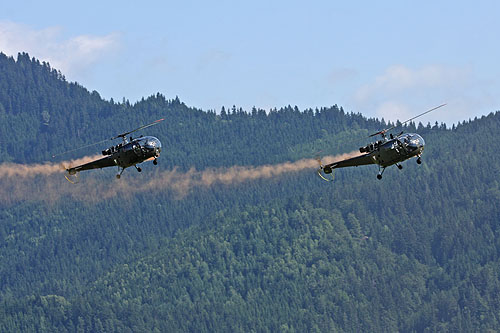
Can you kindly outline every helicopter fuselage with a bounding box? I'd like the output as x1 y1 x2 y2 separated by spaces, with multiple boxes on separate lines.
67 136 162 175
362 133 425 168
103 136 162 169
319 132 425 180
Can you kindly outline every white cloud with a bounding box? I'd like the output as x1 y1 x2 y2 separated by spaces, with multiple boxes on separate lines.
353 64 469 107
350 64 495 125
0 20 119 78
374 101 412 123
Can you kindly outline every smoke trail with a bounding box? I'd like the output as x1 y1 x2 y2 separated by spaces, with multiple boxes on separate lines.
0 155 102 178
0 151 361 204
0 154 104 205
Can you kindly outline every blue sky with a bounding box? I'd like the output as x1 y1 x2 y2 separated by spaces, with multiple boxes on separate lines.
1 1 499 124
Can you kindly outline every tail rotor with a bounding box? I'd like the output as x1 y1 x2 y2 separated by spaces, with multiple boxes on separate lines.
315 152 335 182
59 162 80 184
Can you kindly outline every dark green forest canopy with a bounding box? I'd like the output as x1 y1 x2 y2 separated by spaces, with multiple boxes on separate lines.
1 53 500 332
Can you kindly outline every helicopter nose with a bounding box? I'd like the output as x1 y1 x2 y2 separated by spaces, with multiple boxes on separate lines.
146 137 161 156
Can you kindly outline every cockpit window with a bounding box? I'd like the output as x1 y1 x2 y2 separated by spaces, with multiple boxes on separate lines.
137 136 161 150
406 134 424 147
147 138 161 148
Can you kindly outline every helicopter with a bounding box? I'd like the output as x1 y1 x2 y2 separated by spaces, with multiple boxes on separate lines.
317 104 447 181
53 119 164 183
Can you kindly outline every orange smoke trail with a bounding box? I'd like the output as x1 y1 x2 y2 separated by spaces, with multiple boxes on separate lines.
0 155 103 178
117 150 362 197
0 151 361 204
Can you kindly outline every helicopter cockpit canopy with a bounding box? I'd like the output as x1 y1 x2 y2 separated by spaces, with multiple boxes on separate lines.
137 136 162 155
399 133 425 151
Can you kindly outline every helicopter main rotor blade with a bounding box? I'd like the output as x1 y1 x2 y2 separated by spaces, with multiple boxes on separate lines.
51 138 111 158
112 118 165 140
369 103 447 137
52 118 165 158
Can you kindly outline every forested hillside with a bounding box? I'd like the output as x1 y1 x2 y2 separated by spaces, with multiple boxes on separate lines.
1 53 500 332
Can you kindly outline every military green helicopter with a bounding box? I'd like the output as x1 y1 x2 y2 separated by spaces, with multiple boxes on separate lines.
53 119 164 183
317 104 446 181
